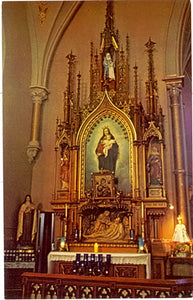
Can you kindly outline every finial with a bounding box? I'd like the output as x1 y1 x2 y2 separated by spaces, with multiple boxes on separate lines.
145 37 156 50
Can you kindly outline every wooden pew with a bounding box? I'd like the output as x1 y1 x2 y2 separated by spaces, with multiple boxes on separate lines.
22 272 193 298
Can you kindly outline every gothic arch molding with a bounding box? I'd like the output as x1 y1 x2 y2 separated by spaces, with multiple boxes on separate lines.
26 1 82 87
165 0 190 76
26 2 82 163
143 121 163 142
76 91 137 199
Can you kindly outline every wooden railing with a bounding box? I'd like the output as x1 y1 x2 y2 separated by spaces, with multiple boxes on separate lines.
22 272 193 298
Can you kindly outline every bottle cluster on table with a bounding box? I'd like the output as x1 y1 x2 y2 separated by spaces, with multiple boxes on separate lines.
73 253 111 276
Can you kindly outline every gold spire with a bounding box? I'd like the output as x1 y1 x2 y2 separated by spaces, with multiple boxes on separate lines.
100 0 118 55
145 37 158 119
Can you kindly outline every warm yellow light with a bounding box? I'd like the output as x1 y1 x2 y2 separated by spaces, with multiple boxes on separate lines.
60 237 66 249
60 242 65 248
94 242 98 253
169 203 174 210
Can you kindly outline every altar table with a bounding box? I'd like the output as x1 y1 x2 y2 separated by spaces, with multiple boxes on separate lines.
47 251 151 278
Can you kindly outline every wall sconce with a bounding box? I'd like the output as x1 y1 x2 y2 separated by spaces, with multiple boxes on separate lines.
168 203 174 210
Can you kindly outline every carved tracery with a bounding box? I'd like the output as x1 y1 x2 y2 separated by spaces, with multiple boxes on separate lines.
51 0 168 244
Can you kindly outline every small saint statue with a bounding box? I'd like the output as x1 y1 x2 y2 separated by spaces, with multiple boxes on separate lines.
103 53 115 80
60 149 70 190
16 194 37 249
147 145 162 186
172 215 190 243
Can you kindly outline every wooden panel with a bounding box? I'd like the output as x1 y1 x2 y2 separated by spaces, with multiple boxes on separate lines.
54 261 146 278
166 257 193 279
152 257 166 279
113 264 146 278
5 267 34 299
55 261 73 274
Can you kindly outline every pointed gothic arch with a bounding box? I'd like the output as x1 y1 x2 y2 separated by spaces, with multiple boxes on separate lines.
76 90 137 199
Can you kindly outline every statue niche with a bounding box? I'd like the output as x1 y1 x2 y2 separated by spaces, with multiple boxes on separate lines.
147 140 162 187
144 124 165 199
78 93 137 244
81 171 133 243
60 143 70 190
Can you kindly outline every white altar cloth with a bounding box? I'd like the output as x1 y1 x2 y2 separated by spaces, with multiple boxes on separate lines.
47 251 151 278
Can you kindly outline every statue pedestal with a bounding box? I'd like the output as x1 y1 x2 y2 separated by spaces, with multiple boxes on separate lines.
148 186 163 198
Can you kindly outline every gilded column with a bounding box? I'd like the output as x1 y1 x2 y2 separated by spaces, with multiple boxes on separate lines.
70 145 79 202
27 86 49 163
163 76 189 226
133 141 140 199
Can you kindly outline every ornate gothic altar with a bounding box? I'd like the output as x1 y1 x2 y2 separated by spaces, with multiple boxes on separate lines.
50 0 167 252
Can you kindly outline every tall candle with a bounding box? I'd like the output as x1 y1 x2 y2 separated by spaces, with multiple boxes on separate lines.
79 215 82 240
65 203 68 218
98 254 103 262
64 224 67 238
141 201 144 218
106 254 111 264
141 201 145 239
74 208 77 230
91 254 95 261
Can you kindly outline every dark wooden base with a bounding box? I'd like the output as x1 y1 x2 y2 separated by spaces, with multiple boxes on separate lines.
166 257 193 279
21 272 193 299
54 261 146 278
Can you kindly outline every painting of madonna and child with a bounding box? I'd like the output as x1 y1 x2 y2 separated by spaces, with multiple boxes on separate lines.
85 118 131 195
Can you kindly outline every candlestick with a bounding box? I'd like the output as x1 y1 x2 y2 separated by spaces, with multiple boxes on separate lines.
84 253 88 262
76 253 81 261
98 254 103 262
138 238 144 251
79 215 82 240
141 201 144 218
60 237 66 251
91 254 95 262
106 254 111 264
74 229 79 241
130 229 134 240
65 203 68 218
74 208 77 230
64 224 67 238
141 200 145 239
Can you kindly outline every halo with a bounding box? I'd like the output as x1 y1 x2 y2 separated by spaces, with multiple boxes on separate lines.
103 126 109 130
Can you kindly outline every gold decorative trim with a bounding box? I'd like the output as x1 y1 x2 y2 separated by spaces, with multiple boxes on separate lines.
144 201 167 207
143 121 162 141
68 243 137 248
